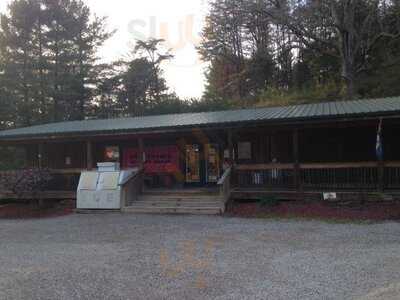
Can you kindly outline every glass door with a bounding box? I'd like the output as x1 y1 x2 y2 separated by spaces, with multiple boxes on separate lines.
205 144 220 183
185 144 201 183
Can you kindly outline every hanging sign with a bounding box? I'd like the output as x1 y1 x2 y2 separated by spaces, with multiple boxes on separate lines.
104 146 120 162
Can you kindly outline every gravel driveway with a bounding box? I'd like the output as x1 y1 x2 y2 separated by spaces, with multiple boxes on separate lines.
1 214 400 300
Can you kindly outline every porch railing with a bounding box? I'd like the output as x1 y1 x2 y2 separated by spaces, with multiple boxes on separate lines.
299 163 379 191
233 162 400 192
384 162 400 190
235 164 296 190
47 169 82 191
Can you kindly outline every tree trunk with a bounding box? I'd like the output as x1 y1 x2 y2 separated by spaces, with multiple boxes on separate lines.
78 32 85 120
53 25 60 122
38 11 46 120
332 1 357 99
342 53 356 99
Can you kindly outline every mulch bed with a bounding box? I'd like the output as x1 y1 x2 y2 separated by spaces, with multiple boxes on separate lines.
227 200 400 221
0 200 75 219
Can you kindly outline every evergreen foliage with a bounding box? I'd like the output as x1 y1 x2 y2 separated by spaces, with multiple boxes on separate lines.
0 0 399 130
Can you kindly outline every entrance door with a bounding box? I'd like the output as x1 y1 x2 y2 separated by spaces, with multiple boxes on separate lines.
205 144 220 183
185 145 201 183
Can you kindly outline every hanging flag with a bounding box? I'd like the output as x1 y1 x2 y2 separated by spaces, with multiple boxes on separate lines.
376 118 384 161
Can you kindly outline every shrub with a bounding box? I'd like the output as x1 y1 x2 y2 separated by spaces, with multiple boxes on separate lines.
0 169 52 199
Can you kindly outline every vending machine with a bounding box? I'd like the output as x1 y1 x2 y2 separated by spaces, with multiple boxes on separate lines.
205 144 220 183
186 144 201 183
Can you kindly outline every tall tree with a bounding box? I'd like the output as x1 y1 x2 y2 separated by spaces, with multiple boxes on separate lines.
0 0 111 126
268 0 400 99
199 0 400 105
133 38 173 105
0 0 42 126
93 39 175 117
199 0 249 100
43 0 110 121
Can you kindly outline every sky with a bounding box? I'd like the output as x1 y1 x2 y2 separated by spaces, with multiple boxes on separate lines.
0 0 209 98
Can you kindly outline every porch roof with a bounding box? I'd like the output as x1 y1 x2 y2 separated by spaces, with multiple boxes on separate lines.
1 97 400 141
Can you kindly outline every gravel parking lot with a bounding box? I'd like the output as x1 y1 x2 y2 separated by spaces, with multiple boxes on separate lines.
1 214 400 300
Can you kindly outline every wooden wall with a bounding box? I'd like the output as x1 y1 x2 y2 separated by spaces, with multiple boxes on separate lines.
234 130 293 164
45 142 86 169
25 142 86 169
234 121 400 164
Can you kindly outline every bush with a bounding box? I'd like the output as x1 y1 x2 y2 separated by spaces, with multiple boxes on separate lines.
255 82 343 108
0 169 52 199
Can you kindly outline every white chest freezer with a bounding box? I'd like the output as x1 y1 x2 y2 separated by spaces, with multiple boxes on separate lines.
77 164 137 210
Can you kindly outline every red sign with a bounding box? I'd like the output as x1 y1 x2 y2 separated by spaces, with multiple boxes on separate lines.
123 146 180 174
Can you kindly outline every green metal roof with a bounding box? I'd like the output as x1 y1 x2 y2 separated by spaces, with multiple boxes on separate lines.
0 97 400 140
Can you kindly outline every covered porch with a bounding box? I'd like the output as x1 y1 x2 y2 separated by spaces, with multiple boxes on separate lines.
232 119 400 195
1 116 400 203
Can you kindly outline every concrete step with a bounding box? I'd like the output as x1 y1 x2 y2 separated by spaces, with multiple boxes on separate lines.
126 189 225 215
143 189 219 197
122 206 223 215
138 195 223 202
133 198 223 206
125 203 223 209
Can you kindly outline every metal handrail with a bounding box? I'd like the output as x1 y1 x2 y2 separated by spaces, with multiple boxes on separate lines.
218 167 233 206
120 167 144 207
217 167 232 185
119 168 143 186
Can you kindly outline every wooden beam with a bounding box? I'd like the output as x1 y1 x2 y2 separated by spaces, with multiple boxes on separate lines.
38 143 44 169
300 162 379 169
0 191 76 200
293 128 300 190
378 160 385 192
228 129 234 165
86 141 93 170
235 161 399 171
236 163 295 171
51 169 83 175
138 137 145 166
270 132 277 161
0 169 82 176
385 161 400 167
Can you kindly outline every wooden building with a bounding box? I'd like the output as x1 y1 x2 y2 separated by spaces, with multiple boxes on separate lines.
1 97 400 210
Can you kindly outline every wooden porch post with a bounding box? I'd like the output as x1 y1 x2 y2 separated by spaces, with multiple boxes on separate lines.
293 128 300 191
86 141 93 170
138 137 145 167
378 161 385 192
38 143 44 169
228 129 234 165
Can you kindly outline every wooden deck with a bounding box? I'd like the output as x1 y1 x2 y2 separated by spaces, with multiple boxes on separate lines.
231 188 400 202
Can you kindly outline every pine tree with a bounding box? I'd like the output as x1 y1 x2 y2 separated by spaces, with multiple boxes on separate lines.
0 0 111 125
